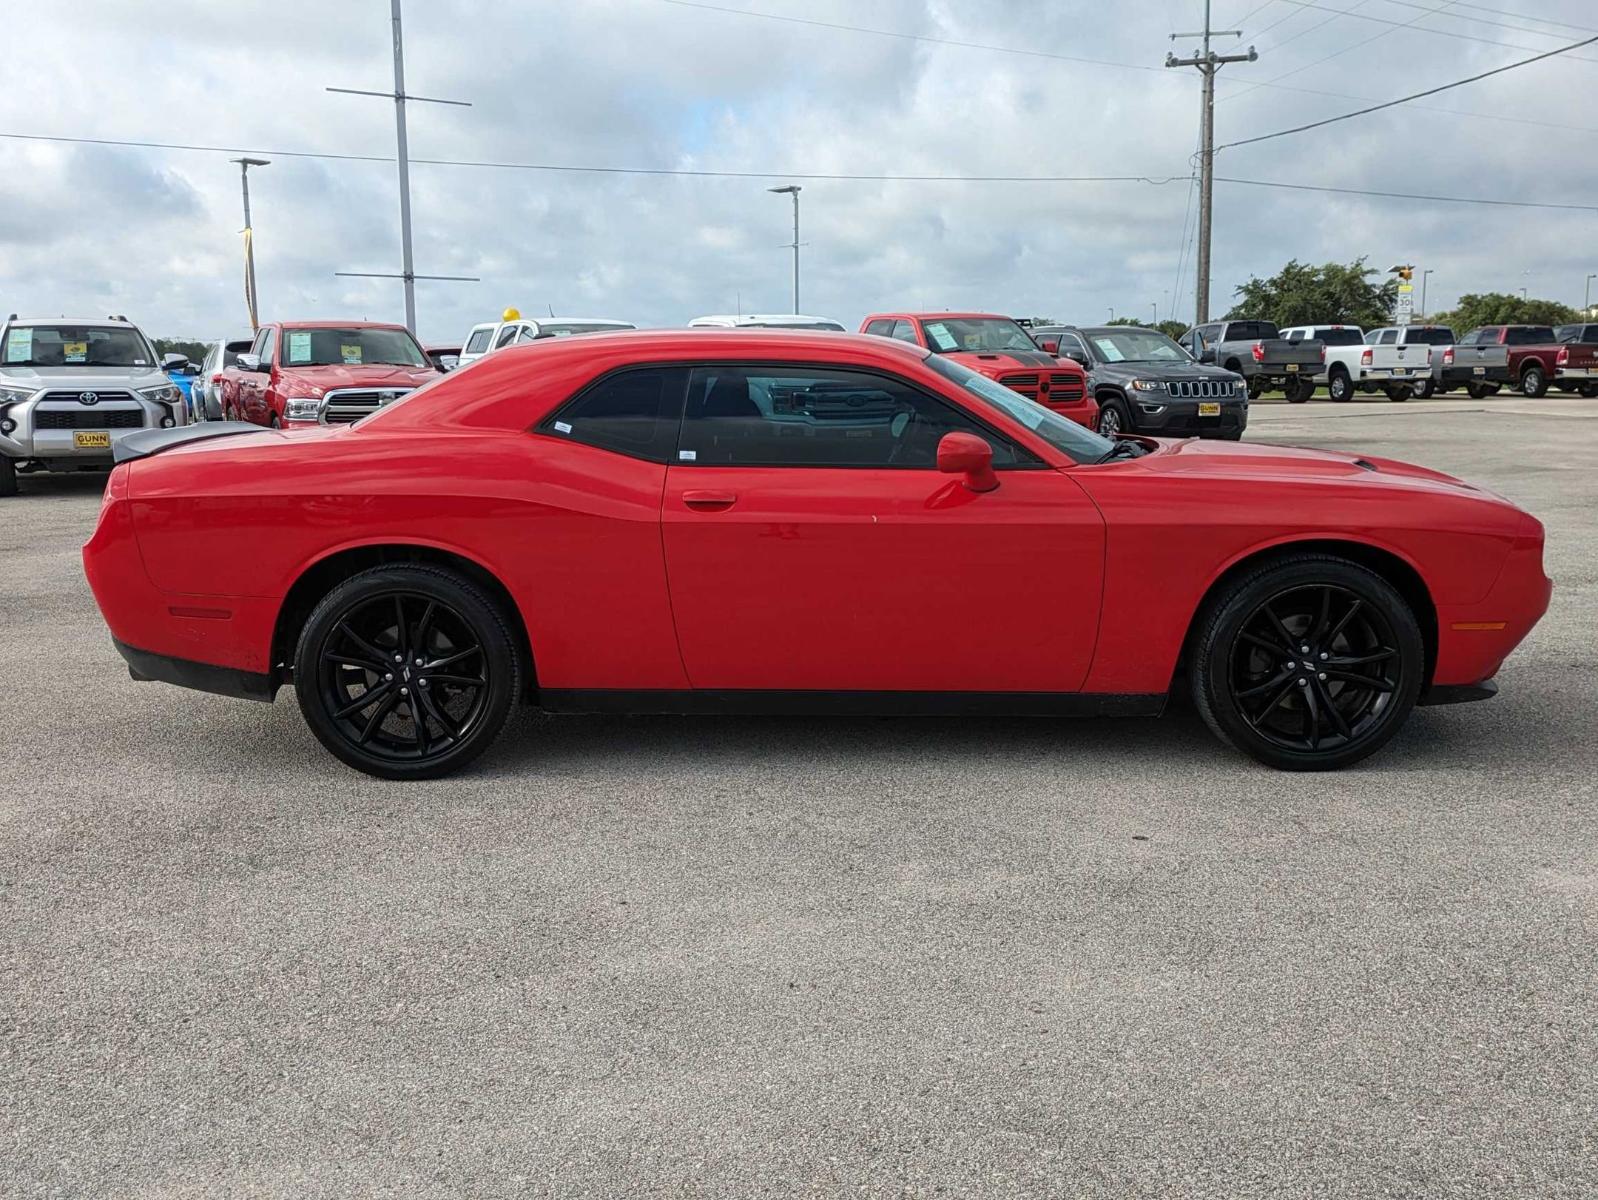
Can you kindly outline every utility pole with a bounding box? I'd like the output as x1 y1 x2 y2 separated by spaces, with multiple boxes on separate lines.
230 157 269 332
1421 269 1433 319
768 185 802 312
1585 273 1595 315
330 0 477 333
1166 3 1257 324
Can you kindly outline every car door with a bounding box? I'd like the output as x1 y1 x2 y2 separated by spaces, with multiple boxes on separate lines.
236 328 273 424
252 327 279 424
659 362 1105 692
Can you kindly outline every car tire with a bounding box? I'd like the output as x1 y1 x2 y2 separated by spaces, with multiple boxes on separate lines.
1520 365 1548 398
1410 377 1435 399
294 564 523 780
1465 382 1490 399
0 456 16 498
1284 378 1311 403
1582 384 1598 398
1327 370 1354 402
1096 399 1131 438
1385 386 1411 402
1189 554 1424 772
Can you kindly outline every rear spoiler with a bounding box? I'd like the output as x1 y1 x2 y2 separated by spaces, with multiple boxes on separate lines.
113 421 269 464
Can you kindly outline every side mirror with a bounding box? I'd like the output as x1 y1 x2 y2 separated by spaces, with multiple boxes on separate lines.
936 431 998 493
184 361 202 375
1035 336 1060 354
237 353 263 372
1198 348 1216 364
1066 350 1090 367
161 353 189 371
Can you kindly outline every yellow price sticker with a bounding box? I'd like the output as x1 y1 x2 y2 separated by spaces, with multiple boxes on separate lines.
340 344 363 364
63 341 88 360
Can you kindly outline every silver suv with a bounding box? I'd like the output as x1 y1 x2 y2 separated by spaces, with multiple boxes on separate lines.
0 315 186 496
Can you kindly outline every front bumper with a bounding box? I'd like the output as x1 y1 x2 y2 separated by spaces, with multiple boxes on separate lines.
1132 399 1247 437
1 394 183 463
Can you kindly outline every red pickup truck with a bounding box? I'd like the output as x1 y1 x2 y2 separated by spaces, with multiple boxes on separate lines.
1440 325 1567 399
222 321 440 427
859 312 1096 428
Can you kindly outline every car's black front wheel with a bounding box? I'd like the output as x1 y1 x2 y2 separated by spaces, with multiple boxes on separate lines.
1096 399 1131 438
1190 555 1424 771
294 565 522 779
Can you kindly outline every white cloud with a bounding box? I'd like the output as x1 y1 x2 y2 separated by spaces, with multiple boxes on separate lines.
1 0 1593 342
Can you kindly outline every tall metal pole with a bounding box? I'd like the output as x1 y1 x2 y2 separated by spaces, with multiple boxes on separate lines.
1421 269 1433 319
768 185 803 312
231 157 269 332
1586 274 1595 314
1167 6 1256 324
390 0 417 333
329 3 475 330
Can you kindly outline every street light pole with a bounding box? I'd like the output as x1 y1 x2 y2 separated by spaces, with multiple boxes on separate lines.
1421 269 1433 319
1586 273 1596 315
230 157 270 332
768 185 802 312
1150 302 1158 325
1166 2 1257 324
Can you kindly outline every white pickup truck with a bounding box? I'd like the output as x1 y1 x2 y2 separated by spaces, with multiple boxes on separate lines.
1279 324 1432 403
1362 325 1455 399
458 309 636 368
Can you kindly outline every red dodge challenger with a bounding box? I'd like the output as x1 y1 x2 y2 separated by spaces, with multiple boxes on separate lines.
84 330 1550 779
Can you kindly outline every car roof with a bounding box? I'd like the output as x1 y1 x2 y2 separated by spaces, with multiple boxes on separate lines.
7 316 136 326
865 312 1012 322
689 314 841 325
275 319 413 331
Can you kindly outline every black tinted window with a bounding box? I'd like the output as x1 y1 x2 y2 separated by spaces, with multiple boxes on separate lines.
1505 326 1555 345
1318 329 1365 346
678 365 1023 469
1226 321 1278 340
1403 327 1454 345
541 367 686 462
863 319 894 337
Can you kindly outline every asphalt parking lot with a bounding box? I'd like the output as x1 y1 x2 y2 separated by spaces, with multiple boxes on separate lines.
4 397 1595 1198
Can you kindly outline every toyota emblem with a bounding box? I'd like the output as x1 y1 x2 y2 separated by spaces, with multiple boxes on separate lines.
78 391 99 405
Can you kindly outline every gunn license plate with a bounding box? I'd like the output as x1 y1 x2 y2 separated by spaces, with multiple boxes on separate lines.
1285 363 1300 372
1198 402 1221 417
73 431 111 449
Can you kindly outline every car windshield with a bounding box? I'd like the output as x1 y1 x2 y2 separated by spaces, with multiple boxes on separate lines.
921 317 1038 354
280 327 427 368
1082 328 1190 363
2 324 154 368
926 354 1113 466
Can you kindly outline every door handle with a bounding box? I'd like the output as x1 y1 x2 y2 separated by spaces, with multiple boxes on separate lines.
682 490 738 511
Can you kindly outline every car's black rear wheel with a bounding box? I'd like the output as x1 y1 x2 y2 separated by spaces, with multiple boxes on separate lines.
294 565 521 779
1190 555 1423 771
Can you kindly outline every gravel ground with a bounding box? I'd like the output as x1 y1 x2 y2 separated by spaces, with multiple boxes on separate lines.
3 396 1595 1198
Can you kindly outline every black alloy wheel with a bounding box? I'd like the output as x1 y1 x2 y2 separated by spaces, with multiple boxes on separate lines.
1191 555 1423 770
295 565 520 778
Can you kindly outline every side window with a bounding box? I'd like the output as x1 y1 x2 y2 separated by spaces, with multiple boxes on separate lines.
257 327 277 366
677 365 1026 470
862 319 894 337
516 326 544 344
1058 333 1090 360
890 320 920 345
465 328 493 353
1378 329 1397 345
539 367 687 463
494 324 521 349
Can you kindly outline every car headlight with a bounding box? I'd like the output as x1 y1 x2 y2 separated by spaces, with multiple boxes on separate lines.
283 398 323 421
139 383 182 404
0 385 35 406
1129 379 1165 392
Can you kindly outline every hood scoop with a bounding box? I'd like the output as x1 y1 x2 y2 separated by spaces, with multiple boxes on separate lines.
1353 458 1378 472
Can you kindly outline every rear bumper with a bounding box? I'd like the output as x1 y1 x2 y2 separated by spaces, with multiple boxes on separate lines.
1441 366 1513 387
114 638 278 702
1556 366 1597 380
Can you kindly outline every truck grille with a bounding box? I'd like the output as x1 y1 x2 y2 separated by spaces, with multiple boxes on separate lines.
34 408 146 429
998 371 1085 404
319 387 416 424
40 389 138 404
1167 379 1235 399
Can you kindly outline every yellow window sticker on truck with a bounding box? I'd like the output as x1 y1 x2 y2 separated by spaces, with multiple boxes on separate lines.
63 341 88 362
341 344 363 364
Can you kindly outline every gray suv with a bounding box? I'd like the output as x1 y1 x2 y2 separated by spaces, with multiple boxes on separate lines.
0 315 186 496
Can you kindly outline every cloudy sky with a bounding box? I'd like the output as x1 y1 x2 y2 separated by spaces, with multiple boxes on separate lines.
1 0 1594 345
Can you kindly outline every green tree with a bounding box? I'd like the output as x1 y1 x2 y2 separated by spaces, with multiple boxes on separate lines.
1429 292 1579 332
1226 258 1397 330
153 338 209 363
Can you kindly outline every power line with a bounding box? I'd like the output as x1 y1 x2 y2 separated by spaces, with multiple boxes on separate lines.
1268 0 1598 61
1371 0 1598 42
1218 33 1598 150
1443 0 1598 37
1 128 1592 212
1224 0 1452 103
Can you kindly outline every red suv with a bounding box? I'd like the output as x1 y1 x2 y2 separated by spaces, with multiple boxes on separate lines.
223 321 440 428
860 312 1096 428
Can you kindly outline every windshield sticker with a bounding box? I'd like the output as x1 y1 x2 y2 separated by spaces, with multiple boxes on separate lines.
1092 339 1126 363
340 343 363 365
924 322 958 352
286 331 312 363
5 329 30 361
62 341 88 363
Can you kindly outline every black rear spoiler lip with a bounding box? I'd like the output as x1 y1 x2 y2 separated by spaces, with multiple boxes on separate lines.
113 421 272 464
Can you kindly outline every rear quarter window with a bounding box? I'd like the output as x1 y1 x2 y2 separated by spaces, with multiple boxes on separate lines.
539 366 687 463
